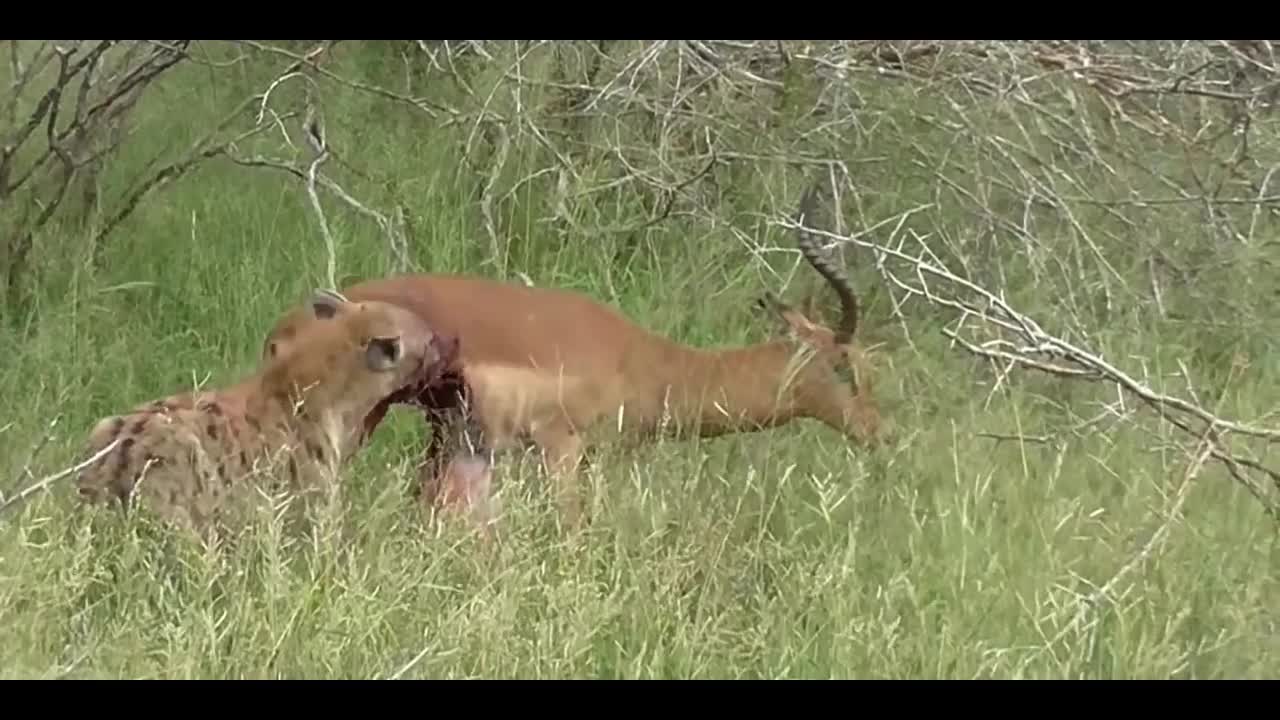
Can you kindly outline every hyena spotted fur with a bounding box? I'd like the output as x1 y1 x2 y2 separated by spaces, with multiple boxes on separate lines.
75 290 459 539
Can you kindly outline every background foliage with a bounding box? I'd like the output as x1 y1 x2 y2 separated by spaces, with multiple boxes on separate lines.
1 40 1277 678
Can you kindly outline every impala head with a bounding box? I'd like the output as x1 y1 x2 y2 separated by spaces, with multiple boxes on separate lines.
753 177 883 445
262 290 458 416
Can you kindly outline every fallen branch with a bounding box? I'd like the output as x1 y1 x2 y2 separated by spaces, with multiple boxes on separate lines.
777 207 1280 521
0 438 120 517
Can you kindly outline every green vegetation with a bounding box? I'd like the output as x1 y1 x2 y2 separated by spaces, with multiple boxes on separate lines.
0 41 1276 678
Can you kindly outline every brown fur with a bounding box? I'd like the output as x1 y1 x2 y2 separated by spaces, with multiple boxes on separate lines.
262 176 884 530
75 293 458 539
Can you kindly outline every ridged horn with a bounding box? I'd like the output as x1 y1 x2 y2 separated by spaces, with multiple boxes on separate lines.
794 175 858 345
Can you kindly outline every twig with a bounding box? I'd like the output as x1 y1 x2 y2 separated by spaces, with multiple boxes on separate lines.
976 432 1056 445
302 99 337 290
479 120 511 271
238 40 459 119
0 438 121 517
224 152 410 276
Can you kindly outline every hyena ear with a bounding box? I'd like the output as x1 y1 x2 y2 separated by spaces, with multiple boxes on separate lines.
366 336 402 372
308 288 349 320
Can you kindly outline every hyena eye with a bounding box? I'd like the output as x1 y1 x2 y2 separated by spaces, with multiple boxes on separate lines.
365 336 403 372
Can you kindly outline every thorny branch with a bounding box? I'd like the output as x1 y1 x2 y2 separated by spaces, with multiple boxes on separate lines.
0 437 120 517
1 40 190 307
781 208 1280 521
237 40 460 120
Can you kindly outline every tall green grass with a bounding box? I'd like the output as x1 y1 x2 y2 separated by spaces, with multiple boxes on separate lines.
0 41 1276 678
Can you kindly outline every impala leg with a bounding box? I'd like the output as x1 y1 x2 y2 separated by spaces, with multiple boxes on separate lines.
434 448 497 539
415 409 451 504
423 403 498 536
534 425 586 532
411 376 469 505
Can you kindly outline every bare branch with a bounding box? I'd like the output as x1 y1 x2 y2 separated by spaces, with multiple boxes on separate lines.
2 41 191 307
237 41 460 119
0 438 120 517
783 211 1280 518
301 96 338 289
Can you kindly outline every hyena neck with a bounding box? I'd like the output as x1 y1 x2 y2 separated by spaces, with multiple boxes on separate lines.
298 401 368 466
258 373 389 465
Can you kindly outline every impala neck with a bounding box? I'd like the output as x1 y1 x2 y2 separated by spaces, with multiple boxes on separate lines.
636 339 802 438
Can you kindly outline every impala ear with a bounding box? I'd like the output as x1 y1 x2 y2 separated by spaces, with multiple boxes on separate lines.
308 288 350 320
366 336 402 372
755 292 799 336
801 291 822 322
754 291 789 317
755 291 827 342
